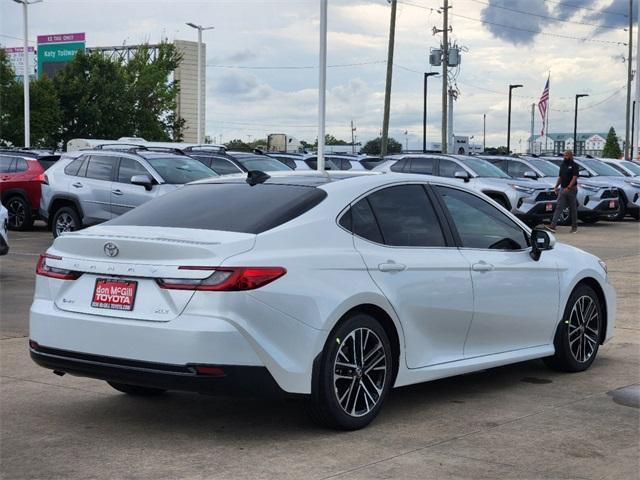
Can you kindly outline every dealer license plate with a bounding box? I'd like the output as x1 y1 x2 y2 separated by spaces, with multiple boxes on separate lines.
545 203 554 212
91 278 138 311
609 200 617 209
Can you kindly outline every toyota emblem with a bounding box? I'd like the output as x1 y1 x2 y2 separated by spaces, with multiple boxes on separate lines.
103 242 119 257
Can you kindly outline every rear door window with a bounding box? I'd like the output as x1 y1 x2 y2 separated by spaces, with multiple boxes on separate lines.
107 183 327 234
351 199 384 244
407 157 435 175
64 157 86 176
15 158 29 172
367 184 446 247
85 155 115 181
389 159 407 172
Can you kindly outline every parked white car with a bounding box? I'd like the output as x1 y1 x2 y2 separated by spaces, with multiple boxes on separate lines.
29 171 615 429
0 204 8 255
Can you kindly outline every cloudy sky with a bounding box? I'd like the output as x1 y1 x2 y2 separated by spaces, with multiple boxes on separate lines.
1 0 636 149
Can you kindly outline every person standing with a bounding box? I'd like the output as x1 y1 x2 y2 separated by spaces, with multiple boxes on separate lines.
546 150 579 233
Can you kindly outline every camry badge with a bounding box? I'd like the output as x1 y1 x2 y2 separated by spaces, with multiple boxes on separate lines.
103 242 119 257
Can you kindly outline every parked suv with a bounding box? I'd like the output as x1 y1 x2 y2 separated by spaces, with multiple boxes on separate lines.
599 158 640 178
482 156 619 225
544 157 640 221
0 150 60 230
41 147 217 237
374 154 558 224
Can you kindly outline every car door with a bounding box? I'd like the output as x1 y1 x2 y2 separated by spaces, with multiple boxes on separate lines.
348 183 474 368
0 156 17 187
111 157 158 217
434 185 560 357
78 154 116 223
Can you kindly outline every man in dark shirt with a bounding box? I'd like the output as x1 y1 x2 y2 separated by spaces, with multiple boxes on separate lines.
546 150 579 233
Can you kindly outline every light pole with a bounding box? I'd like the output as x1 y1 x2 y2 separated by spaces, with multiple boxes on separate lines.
574 94 588 155
507 84 522 154
186 22 214 144
423 72 438 152
13 0 42 148
317 0 328 171
483 113 486 152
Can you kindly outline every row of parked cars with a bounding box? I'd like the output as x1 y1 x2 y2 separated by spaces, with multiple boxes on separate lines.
1 143 639 243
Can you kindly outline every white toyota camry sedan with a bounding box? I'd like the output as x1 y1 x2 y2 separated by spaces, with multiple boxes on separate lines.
29 171 615 430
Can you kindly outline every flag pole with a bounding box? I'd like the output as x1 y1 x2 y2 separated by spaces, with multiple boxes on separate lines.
545 71 550 154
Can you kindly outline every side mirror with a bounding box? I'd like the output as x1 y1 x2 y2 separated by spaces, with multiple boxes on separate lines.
131 174 153 191
530 229 555 261
579 170 590 178
454 170 470 183
523 171 538 179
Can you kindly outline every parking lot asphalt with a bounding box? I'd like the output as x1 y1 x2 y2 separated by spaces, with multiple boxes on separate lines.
1 220 638 479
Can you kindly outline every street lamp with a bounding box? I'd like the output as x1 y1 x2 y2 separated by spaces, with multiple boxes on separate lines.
423 72 438 152
507 84 523 154
574 94 589 155
13 0 42 148
186 22 214 144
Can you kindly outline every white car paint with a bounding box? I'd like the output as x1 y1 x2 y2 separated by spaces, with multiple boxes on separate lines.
0 204 8 255
29 172 615 399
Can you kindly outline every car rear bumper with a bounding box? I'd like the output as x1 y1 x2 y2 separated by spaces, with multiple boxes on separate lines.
30 342 288 397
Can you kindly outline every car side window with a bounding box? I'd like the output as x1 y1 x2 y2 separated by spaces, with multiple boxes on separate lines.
408 157 435 175
439 159 462 178
367 184 446 247
117 157 150 183
489 159 508 174
390 159 406 172
85 155 115 181
209 157 243 175
15 158 28 172
508 161 531 178
351 199 384 244
436 186 528 250
0 156 15 173
64 157 86 176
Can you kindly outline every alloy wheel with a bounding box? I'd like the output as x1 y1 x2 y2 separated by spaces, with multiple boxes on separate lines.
568 295 600 363
55 212 76 236
333 327 388 418
559 207 570 224
7 199 26 228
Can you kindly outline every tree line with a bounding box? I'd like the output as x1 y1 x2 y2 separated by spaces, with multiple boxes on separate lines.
0 42 184 149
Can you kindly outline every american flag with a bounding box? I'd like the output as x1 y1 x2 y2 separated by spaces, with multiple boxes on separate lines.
538 75 550 135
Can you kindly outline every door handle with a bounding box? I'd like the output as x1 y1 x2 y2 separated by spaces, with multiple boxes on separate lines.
378 262 407 272
472 262 494 272
112 189 123 196
72 182 83 188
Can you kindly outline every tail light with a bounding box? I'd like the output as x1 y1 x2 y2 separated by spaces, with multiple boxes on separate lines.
156 267 286 291
36 254 82 280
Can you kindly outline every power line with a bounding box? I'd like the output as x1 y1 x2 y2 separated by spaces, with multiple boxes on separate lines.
466 0 623 30
398 0 628 46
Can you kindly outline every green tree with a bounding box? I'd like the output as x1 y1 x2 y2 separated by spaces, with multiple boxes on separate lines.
602 127 622 158
225 138 251 150
325 134 348 145
124 43 184 141
361 136 402 155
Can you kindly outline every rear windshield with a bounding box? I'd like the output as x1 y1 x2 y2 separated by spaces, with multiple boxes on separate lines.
145 156 217 184
107 182 328 234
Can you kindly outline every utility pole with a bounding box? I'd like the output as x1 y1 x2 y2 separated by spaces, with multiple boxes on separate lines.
483 113 486 152
423 72 438 152
625 0 633 159
441 0 450 154
530 103 535 154
447 87 455 153
351 120 356 154
574 94 589 155
507 84 523 154
381 0 397 157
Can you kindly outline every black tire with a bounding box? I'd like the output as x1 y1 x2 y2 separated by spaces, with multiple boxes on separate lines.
544 284 602 373
107 382 167 396
579 216 599 225
5 196 33 231
307 313 394 430
607 202 626 221
52 206 81 238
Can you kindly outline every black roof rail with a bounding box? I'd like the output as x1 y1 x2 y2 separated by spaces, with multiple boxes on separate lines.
138 146 186 155
182 145 226 153
92 143 147 151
